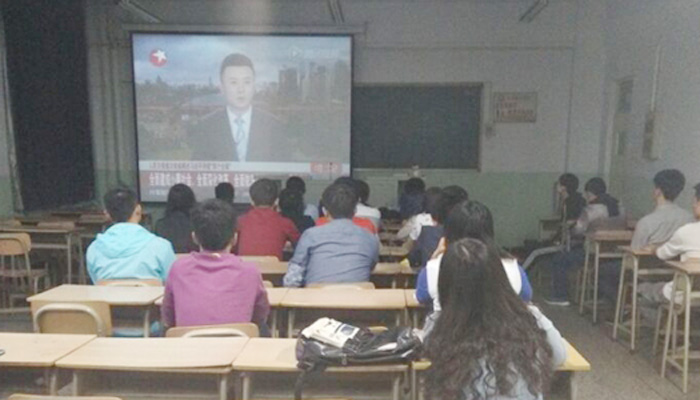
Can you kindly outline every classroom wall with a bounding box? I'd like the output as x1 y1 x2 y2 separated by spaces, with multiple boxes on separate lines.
0 14 15 217
84 0 610 246
602 0 700 219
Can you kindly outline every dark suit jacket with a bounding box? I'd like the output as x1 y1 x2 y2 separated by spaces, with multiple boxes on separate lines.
408 225 444 269
189 107 288 162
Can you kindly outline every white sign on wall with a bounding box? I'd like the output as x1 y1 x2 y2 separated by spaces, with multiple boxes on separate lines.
492 92 538 123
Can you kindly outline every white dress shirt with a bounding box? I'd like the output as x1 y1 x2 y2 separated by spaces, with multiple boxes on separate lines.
226 106 252 161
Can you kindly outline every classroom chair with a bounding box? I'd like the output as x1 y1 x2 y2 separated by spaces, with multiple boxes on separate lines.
31 300 112 336
165 322 260 338
307 282 376 290
9 395 122 400
96 278 162 287
263 280 274 288
0 232 50 310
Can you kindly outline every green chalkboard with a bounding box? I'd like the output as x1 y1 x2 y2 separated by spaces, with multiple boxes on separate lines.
352 84 482 169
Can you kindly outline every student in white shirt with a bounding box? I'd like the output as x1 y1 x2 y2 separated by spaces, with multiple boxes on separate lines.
353 179 381 229
397 187 441 241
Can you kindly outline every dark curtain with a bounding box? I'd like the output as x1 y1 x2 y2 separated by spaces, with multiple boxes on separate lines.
1 0 94 211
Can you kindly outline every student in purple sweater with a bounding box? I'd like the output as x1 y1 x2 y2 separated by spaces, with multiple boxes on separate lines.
162 199 270 333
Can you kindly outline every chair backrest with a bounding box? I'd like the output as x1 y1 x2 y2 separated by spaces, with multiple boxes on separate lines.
37 221 76 230
306 282 376 290
165 322 259 338
0 233 31 256
262 280 274 288
9 395 123 400
31 300 112 337
97 279 162 287
241 255 280 263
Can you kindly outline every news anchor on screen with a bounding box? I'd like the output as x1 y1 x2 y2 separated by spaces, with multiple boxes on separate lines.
189 53 286 162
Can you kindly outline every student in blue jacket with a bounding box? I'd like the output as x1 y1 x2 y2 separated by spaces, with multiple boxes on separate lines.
415 200 532 336
87 188 175 284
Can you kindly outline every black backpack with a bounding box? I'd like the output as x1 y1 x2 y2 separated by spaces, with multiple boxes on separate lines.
294 325 422 400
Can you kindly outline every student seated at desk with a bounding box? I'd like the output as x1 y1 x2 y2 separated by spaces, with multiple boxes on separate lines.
87 188 175 284
635 181 700 305
598 169 695 303
236 178 300 259
162 199 270 331
416 201 532 335
285 176 319 220
283 183 379 287
155 183 198 253
408 185 468 269
424 238 565 400
546 178 622 306
314 176 378 235
354 179 382 230
397 186 441 241
399 177 426 220
279 188 315 234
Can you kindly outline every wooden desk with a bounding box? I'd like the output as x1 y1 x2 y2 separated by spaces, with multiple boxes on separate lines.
411 339 590 400
404 289 422 328
281 289 407 337
578 230 633 323
28 284 164 337
267 287 288 337
611 246 670 351
0 225 85 284
56 337 248 400
380 243 411 260
233 338 407 400
0 333 95 394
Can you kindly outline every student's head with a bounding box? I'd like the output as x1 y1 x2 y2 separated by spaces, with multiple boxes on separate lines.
425 238 553 400
558 173 579 195
103 188 140 223
444 201 495 244
694 183 700 219
583 177 607 202
355 179 371 205
279 188 305 218
423 187 442 215
165 184 196 216
215 182 235 203
285 176 306 194
334 176 356 188
219 53 255 113
321 183 358 219
432 185 469 224
249 178 278 207
653 169 686 202
404 177 426 195
190 199 236 252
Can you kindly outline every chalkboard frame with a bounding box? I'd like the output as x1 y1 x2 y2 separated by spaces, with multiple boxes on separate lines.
352 82 483 170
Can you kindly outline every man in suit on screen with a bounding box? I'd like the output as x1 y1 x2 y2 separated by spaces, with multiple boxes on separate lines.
189 53 286 162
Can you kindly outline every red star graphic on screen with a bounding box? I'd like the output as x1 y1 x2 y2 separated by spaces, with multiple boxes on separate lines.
149 49 167 67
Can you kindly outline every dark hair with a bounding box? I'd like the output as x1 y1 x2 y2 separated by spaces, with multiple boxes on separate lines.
249 179 278 206
558 173 579 195
584 177 607 196
423 187 442 215
215 182 234 203
654 169 686 201
425 239 553 400
104 188 138 223
279 188 305 220
444 201 495 244
334 176 356 187
355 179 371 204
191 199 235 251
322 183 358 219
404 178 426 195
165 184 196 216
285 176 306 194
695 182 700 200
219 53 255 78
432 185 469 224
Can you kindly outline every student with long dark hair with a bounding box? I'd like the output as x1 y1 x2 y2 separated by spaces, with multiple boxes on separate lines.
156 183 198 253
279 188 315 234
425 238 566 400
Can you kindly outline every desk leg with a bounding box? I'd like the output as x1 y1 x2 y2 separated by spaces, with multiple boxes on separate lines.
72 371 80 396
288 309 295 338
392 375 401 400
391 276 397 289
271 308 278 338
569 371 579 400
612 254 628 340
593 244 600 323
78 235 86 284
410 367 417 400
395 311 401 327
579 240 590 315
219 373 228 400
242 372 251 400
67 235 73 284
631 257 639 351
682 274 691 393
48 368 58 395
661 273 679 378
143 306 151 337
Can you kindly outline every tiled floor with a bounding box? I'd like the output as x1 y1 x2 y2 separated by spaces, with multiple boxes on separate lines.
1 295 699 399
